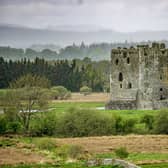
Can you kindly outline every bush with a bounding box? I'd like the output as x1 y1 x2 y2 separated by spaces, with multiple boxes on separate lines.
50 86 71 100
141 114 154 130
80 86 92 95
0 116 7 134
0 138 16 147
33 138 56 151
29 112 58 136
57 108 116 137
154 109 168 134
7 121 22 133
115 117 136 134
67 145 84 159
115 147 129 159
133 123 148 134
56 144 84 160
122 118 136 134
56 145 69 159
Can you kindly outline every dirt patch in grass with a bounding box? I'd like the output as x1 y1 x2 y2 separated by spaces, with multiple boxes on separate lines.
0 147 51 166
56 135 168 154
52 93 109 102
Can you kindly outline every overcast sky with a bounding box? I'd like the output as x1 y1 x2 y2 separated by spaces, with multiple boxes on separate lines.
0 0 168 32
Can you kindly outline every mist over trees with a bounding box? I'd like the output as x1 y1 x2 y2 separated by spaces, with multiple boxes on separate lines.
1 41 168 61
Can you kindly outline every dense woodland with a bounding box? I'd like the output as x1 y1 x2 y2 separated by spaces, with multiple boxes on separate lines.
0 57 110 92
1 41 168 61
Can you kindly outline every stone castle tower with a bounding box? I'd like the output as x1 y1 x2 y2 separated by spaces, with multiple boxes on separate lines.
106 43 168 110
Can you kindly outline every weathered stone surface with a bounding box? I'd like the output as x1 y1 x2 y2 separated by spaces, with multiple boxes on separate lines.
105 100 137 110
107 43 168 110
86 158 141 168
101 158 113 165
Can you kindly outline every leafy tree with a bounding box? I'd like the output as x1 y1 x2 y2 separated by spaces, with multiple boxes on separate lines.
80 86 92 95
1 74 51 132
50 86 71 100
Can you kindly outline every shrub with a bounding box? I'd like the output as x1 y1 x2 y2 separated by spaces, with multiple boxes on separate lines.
7 121 22 133
0 138 16 147
115 117 136 134
50 86 71 100
57 108 116 137
56 144 84 160
121 118 136 134
133 123 148 134
80 86 92 95
141 114 154 130
33 138 56 151
56 145 69 159
115 147 129 159
29 112 58 136
154 109 168 134
0 116 7 134
67 145 84 159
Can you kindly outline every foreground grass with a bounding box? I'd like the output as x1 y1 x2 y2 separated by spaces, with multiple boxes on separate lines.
0 137 168 168
1 163 168 168
141 163 168 168
1 163 124 168
97 152 168 163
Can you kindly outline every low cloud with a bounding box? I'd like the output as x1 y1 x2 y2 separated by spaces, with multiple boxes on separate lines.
0 0 168 32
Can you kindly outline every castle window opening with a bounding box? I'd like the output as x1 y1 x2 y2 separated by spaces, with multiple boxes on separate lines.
127 57 130 64
144 51 147 56
128 82 132 89
119 72 123 82
160 88 163 91
160 95 165 100
160 75 163 80
115 59 119 65
120 84 122 88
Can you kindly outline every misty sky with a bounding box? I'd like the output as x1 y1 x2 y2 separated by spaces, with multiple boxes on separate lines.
0 0 168 32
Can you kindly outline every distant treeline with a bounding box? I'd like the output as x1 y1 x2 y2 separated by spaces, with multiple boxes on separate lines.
0 57 110 91
1 41 168 61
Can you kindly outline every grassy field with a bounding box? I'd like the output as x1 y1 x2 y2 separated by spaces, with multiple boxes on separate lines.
49 101 159 119
0 136 168 167
0 90 160 119
2 163 168 168
0 163 124 168
0 91 167 167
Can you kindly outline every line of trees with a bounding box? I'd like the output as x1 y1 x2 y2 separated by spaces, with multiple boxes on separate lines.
0 57 108 92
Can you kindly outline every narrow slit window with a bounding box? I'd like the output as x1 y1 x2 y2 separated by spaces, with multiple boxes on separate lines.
160 75 163 80
127 57 130 64
128 82 132 89
120 84 122 88
115 59 119 65
118 72 123 81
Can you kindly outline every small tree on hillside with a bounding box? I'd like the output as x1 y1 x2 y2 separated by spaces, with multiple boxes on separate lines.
1 74 51 132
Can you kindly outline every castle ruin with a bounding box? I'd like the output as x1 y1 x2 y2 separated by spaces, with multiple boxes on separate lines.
106 43 168 110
